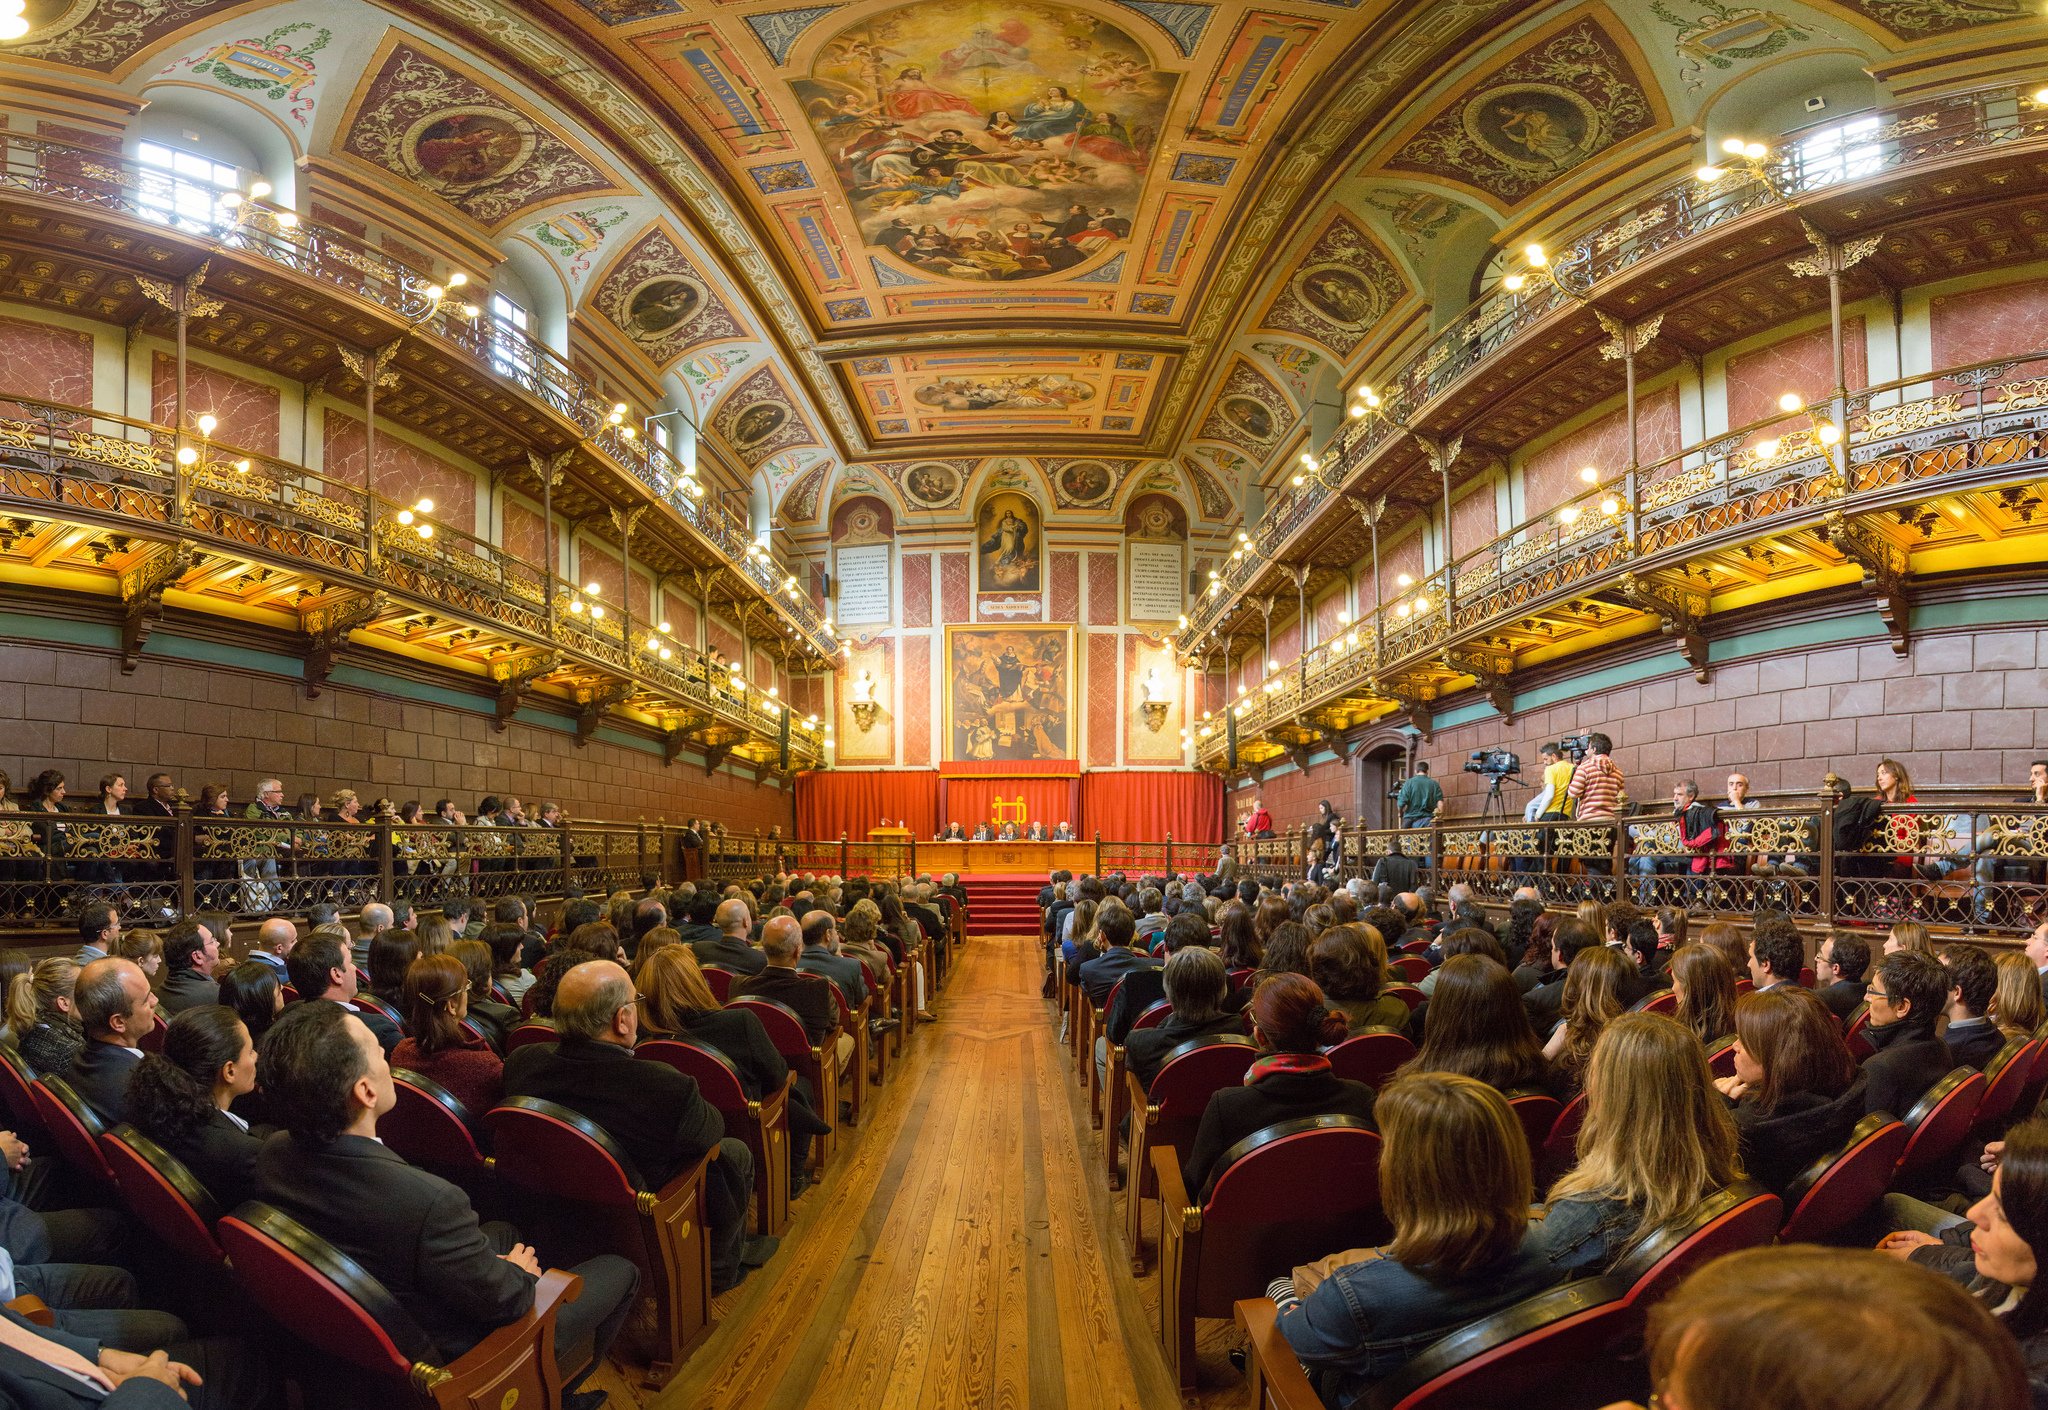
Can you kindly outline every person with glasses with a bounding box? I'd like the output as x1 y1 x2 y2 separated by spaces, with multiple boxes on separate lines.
240 780 290 912
1861 950 1956 1120
502 959 771 1293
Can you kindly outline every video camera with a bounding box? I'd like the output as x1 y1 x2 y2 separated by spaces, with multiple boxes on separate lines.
1558 733 1592 763
1464 748 1522 781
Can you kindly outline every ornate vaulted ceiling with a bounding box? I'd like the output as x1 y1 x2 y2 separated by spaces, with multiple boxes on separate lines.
2 0 2041 532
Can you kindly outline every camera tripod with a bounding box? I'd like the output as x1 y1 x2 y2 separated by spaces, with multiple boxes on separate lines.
1478 772 1521 823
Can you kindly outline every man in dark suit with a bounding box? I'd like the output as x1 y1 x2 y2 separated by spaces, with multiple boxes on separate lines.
0 1303 270 1410
2028 920 2048 1011
1862 952 1958 1119
72 903 119 968
157 920 221 1016
1077 906 1157 1007
283 932 400 1056
1814 930 1870 1022
503 961 765 1293
1747 921 1805 995
1938 943 2006 1071
1370 843 1419 899
733 917 850 1076
971 823 993 841
797 911 867 1008
674 891 725 947
66 959 156 1125
692 898 767 975
253 1002 635 1404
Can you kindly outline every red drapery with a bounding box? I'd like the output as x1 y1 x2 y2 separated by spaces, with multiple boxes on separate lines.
795 771 939 841
1079 771 1223 844
942 778 1074 833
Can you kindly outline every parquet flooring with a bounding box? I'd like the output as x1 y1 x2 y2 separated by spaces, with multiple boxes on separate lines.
585 933 1252 1410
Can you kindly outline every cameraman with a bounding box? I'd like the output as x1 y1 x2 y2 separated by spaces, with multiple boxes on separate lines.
1566 732 1624 880
1396 763 1443 831
1516 743 1576 877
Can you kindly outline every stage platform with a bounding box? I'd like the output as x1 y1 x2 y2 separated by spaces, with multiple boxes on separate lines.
957 874 1050 937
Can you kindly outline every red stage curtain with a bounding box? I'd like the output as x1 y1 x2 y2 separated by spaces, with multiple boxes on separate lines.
1080 771 1223 843
944 778 1073 834
795 771 939 841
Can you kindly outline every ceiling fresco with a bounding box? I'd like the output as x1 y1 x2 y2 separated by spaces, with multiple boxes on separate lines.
0 0 2039 509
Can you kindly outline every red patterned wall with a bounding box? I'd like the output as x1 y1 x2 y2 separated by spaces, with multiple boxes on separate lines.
1314 587 1347 643
576 545 652 622
1450 480 1497 560
1932 281 2048 369
902 634 930 766
1050 550 1079 622
0 315 92 408
323 411 478 534
1726 320 1867 431
1378 530 1425 602
501 499 557 573
902 552 931 628
940 553 969 622
1087 553 1118 626
151 354 280 456
1087 632 1118 767
1521 384 1682 517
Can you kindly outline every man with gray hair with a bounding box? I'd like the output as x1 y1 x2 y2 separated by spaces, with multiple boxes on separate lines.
734 916 852 1075
242 778 291 911
502 960 768 1292
691 897 767 974
353 900 393 972
1123 948 1240 1089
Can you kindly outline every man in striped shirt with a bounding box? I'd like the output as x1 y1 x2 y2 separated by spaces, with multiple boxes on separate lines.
1566 733 1625 879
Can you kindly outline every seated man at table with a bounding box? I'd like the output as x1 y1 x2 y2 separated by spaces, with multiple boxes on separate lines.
937 822 966 841
997 822 1020 842
1026 820 1048 841
1054 821 1077 841
971 822 994 841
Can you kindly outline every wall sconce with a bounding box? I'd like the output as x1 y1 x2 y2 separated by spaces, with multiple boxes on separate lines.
849 667 879 733
1138 665 1172 733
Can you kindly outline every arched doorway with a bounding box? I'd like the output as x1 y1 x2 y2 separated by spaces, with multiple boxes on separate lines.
1353 727 1415 830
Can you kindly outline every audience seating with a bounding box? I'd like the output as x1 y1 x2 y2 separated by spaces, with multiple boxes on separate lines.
1324 1031 1415 1090
505 1018 559 1054
1154 1116 1384 1390
1123 1035 1258 1272
1704 1035 1738 1078
732 996 839 1169
1778 1114 1908 1242
1604 1181 1783 1308
220 1201 584 1410
355 993 405 1029
383 1068 493 1189
825 984 871 1125
1383 983 1426 1012
1537 1092 1588 1187
137 1013 168 1055
639 1038 792 1237
28 1074 118 1195
99 1125 228 1269
1100 1001 1174 1191
699 966 736 1003
1505 1091 1563 1160
1389 956 1431 983
485 1096 714 1389
1974 1038 2041 1136
0 1043 49 1144
1632 990 1677 1017
1894 1067 1985 1184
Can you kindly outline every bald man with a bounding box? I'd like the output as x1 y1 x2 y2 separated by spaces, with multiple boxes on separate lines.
797 910 867 1008
66 959 158 1124
502 961 767 1291
689 897 767 975
354 901 393 972
734 916 852 1074
246 917 297 981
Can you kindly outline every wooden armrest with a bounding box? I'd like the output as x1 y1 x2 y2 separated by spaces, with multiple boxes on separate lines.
5 1294 52 1327
1234 1298 1324 1410
438 1268 582 1386
1151 1142 1197 1233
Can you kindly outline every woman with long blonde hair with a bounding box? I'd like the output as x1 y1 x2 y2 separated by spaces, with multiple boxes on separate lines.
1539 1013 1743 1274
8 957 81 1076
1574 901 1608 946
1670 943 1739 1045
1994 950 2047 1042
1543 945 1633 1086
1885 920 1934 958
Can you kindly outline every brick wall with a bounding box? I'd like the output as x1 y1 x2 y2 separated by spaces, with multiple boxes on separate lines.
0 640 794 831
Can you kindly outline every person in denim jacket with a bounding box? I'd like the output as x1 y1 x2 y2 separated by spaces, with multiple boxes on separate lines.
1268 1073 1559 1406
1535 1012 1743 1278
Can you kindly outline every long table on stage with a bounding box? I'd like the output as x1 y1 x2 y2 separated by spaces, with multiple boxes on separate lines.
918 841 1096 876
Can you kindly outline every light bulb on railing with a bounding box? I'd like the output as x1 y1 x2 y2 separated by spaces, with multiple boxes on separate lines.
1579 466 1599 484
1292 474 1305 487
569 599 584 614
659 646 672 660
447 273 467 288
1523 243 1547 267
1721 137 1748 156
1502 273 1526 292
584 581 601 594
234 459 251 474
645 635 661 651
248 180 272 200
1694 165 1725 183
1817 421 1842 445
1754 438 1780 459
1348 404 1367 417
1559 506 1582 524
278 212 300 229
1396 573 1413 588
1778 392 1804 413
196 414 218 437
417 498 433 514
1414 595 1430 612
218 191 244 210
658 620 671 632
175 446 198 465
1744 142 1768 160
589 604 604 619
1600 497 1620 516
425 284 444 302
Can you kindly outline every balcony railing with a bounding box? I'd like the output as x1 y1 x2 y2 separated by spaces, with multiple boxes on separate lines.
1180 82 2048 651
1195 348 2048 760
0 133 836 658
0 392 822 761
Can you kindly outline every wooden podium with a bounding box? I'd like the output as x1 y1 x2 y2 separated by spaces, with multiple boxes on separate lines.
867 826 913 844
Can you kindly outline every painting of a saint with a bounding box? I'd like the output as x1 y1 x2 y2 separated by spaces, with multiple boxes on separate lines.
1466 85 1598 172
945 626 1073 761
1057 461 1112 504
903 462 962 506
798 1 1175 284
731 403 788 447
975 491 1041 595
409 110 527 186
1223 395 1274 443
625 277 703 339
1295 265 1384 330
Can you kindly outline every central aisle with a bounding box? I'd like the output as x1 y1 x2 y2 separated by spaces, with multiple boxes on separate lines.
652 934 1186 1410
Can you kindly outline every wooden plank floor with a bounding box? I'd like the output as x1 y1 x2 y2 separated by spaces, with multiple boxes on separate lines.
584 934 1244 1410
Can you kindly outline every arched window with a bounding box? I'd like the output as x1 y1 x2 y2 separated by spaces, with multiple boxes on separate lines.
136 140 242 234
488 290 534 382
1789 114 1880 190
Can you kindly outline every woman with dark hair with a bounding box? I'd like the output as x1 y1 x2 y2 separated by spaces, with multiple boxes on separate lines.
1512 913 1560 994
1307 799 1343 884
1699 921 1752 981
390 954 503 1115
216 961 283 1044
1715 987 1864 1192
1543 945 1633 1088
1670 943 1738 1045
126 1005 262 1208
1311 925 1408 1034
1216 899 1261 971
192 784 233 909
23 770 68 876
1271 1073 1557 1400
452 939 517 1051
414 914 455 957
1254 893 1292 949
1181 973 1373 1194
1258 921 1315 982
1400 954 1554 1095
366 931 420 1007
1882 1118 2048 1400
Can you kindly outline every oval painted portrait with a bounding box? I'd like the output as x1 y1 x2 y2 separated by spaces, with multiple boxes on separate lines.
624 276 705 341
404 107 531 188
1223 395 1274 443
1462 83 1601 173
730 402 789 448
902 461 963 507
1057 460 1112 505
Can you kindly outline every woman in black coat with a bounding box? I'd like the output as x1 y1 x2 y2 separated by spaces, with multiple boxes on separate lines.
126 1005 264 1211
1715 987 1866 1193
1181 973 1376 1196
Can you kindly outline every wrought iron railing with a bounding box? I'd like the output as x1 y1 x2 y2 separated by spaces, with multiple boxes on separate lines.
1198 349 2048 758
0 393 822 762
0 133 835 658
1179 82 2048 650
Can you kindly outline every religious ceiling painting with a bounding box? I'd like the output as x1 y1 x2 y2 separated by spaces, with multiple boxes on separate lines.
1382 14 1661 209
1044 457 1131 507
881 459 971 510
589 224 747 367
1179 455 1234 520
153 21 331 135
712 365 819 466
1196 358 1293 455
843 350 1168 444
975 489 1044 597
944 625 1075 762
1258 213 1409 359
5 0 227 73
795 1 1175 285
339 37 624 230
